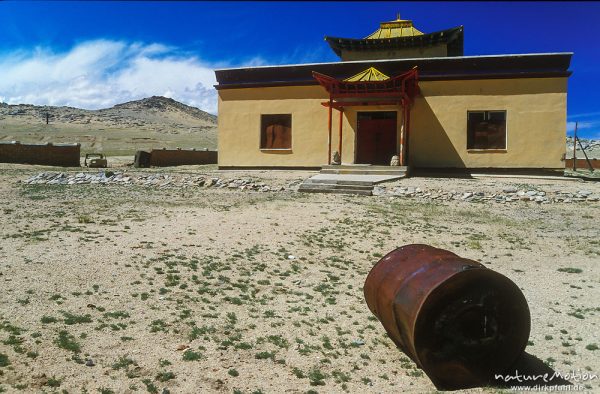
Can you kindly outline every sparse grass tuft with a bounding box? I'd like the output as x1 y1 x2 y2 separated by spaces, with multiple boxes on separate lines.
182 350 203 361
255 351 276 361
112 356 136 370
0 353 9 367
46 376 61 387
55 330 81 353
41 315 58 324
156 371 175 382
228 368 239 377
557 267 583 274
308 367 327 386
62 311 93 325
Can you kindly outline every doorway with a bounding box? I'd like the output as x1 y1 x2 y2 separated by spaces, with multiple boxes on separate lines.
356 111 397 165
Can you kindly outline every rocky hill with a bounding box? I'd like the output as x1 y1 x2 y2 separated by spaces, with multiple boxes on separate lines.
113 96 217 123
0 97 218 155
0 96 216 133
567 136 600 159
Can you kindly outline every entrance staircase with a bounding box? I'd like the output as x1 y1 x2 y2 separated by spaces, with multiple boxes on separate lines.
320 165 408 176
298 165 408 195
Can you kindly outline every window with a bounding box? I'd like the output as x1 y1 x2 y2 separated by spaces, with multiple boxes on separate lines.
467 111 506 150
261 114 292 150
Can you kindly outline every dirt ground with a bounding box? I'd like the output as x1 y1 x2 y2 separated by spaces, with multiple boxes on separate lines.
0 163 598 394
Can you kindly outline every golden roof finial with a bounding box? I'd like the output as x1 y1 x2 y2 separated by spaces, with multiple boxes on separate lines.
365 13 424 39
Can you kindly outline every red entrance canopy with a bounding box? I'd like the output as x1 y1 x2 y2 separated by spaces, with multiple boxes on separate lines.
312 67 419 166
312 67 419 105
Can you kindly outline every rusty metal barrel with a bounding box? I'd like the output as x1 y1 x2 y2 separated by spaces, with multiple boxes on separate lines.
364 244 530 390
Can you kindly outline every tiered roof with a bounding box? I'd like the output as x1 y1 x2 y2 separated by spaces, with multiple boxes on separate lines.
364 14 424 39
324 14 464 58
214 53 573 90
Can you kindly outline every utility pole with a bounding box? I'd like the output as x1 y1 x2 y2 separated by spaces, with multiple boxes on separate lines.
42 108 52 125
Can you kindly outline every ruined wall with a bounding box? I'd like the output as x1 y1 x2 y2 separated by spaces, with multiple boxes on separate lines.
565 158 600 170
147 148 217 167
0 141 80 167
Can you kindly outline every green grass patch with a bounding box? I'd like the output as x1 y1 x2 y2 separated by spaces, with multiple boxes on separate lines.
55 330 81 353
557 267 583 274
0 353 10 367
182 350 203 361
62 311 93 325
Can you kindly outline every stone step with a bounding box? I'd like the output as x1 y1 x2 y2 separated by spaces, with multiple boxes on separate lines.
320 165 408 176
299 181 373 190
321 165 407 171
303 178 375 187
298 185 373 196
320 168 408 176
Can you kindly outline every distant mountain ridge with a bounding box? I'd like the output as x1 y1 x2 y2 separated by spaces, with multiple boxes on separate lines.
0 96 216 123
0 96 218 153
112 96 217 123
0 96 216 132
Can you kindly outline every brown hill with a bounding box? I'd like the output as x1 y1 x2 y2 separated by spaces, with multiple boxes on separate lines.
0 97 217 155
112 96 217 123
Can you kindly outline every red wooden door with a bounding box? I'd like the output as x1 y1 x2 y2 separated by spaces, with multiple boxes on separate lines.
356 112 397 165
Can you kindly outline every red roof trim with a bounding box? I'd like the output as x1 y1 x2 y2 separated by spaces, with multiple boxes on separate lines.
312 67 419 103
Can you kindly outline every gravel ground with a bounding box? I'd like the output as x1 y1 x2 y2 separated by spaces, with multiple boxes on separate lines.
0 163 599 393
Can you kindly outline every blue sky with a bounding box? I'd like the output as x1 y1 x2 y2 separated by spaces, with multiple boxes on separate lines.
1 1 599 137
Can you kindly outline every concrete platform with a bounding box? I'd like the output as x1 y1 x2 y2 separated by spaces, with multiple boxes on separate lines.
298 173 405 195
309 173 405 185
321 164 408 176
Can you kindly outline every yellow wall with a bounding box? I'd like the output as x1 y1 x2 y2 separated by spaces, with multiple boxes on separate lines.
217 77 567 169
218 86 330 167
341 44 447 61
410 78 567 168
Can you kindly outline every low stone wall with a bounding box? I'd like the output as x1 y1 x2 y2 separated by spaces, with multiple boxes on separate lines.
0 141 80 167
565 158 600 170
135 148 217 167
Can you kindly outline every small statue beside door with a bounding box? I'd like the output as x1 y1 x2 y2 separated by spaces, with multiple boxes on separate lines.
331 151 341 165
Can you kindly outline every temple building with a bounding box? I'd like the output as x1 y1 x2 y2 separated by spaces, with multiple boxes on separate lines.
214 15 571 172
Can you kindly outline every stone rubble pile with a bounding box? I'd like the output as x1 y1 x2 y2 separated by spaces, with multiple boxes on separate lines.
372 185 599 204
20 172 599 203
21 171 289 192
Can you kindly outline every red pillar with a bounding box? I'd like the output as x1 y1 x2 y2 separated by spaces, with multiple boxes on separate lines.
327 97 332 165
405 102 411 166
338 108 343 163
399 102 405 166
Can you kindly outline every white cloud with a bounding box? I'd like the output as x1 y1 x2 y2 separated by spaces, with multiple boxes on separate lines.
567 121 595 132
0 40 219 114
568 111 600 119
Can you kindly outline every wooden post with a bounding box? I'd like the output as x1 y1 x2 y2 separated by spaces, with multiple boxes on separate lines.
338 108 343 163
328 98 333 165
399 104 405 166
573 121 577 171
405 103 411 166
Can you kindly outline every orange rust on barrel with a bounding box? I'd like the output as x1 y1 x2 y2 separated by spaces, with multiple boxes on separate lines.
364 244 530 390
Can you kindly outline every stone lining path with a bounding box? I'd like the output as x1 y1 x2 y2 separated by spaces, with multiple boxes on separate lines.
372 184 599 203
